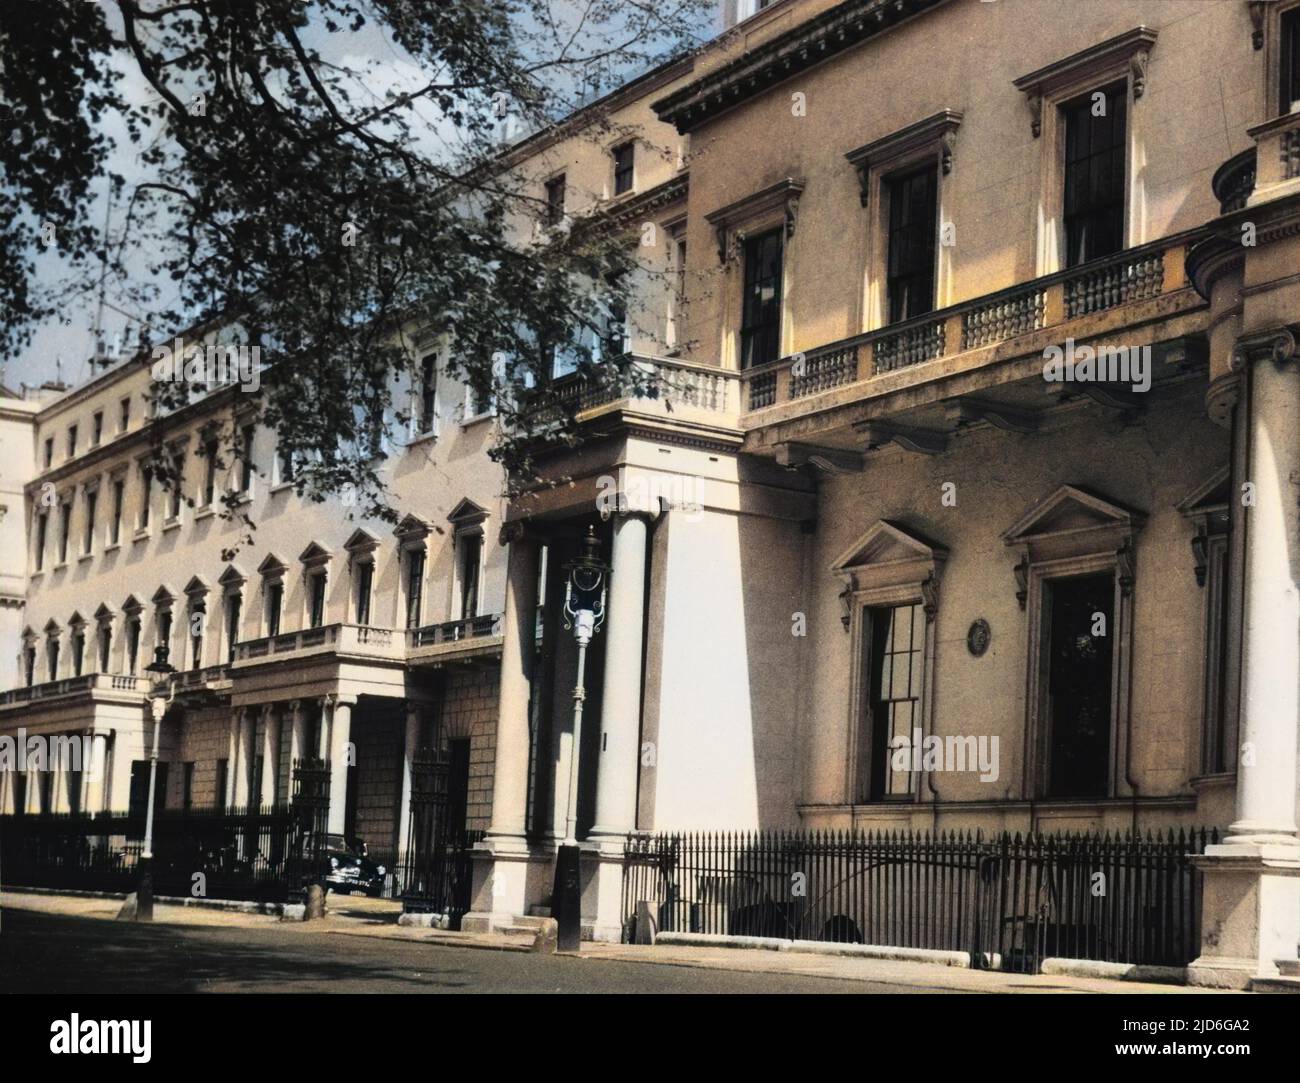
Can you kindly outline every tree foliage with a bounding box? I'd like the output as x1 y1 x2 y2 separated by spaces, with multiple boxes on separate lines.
1 0 710 530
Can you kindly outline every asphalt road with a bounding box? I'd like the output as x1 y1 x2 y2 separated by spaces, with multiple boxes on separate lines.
0 907 957 994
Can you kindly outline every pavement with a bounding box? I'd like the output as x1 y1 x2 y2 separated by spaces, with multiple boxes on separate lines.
0 889 1228 994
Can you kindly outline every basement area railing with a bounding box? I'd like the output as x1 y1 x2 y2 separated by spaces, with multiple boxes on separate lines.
622 827 1216 973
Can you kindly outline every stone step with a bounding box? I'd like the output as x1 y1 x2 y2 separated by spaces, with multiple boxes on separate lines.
497 924 547 938
506 913 550 930
528 905 553 919
1274 957 1300 977
1251 975 1300 994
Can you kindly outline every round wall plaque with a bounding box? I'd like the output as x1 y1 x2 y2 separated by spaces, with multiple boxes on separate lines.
966 618 991 657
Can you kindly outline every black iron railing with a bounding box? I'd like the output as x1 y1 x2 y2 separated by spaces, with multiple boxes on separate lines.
399 748 483 926
1 758 332 904
622 827 1215 972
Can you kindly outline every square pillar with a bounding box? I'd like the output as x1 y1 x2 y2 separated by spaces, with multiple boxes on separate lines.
327 696 355 835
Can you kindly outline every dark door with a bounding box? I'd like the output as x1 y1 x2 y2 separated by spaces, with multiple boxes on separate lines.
128 760 169 821
447 738 471 835
1044 573 1114 798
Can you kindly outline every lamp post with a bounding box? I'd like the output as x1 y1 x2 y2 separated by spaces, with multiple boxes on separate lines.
552 526 607 951
138 645 176 922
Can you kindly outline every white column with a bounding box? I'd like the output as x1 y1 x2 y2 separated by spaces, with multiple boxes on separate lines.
286 699 303 796
224 709 241 809
259 704 279 808
486 537 538 841
1227 350 1300 845
234 709 254 808
590 513 649 841
327 696 355 835
1190 335 1300 988
397 702 424 869
84 733 108 814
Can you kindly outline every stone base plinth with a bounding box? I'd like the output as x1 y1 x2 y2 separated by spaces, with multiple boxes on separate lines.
1186 842 1300 990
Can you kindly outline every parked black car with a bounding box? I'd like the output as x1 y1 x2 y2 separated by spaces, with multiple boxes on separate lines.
319 834 386 896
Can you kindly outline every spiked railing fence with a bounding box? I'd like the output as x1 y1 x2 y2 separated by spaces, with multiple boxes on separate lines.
622 827 1215 972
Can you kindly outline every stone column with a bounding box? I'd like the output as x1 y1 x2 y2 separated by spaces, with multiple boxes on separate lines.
463 531 538 936
396 701 425 872
1190 330 1300 989
486 536 538 843
327 695 355 835
590 513 650 842
259 704 279 808
83 733 108 814
286 700 303 796
233 709 254 808
225 709 241 809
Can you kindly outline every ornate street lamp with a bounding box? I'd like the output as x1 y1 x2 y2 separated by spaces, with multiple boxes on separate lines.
552 526 608 951
137 645 176 922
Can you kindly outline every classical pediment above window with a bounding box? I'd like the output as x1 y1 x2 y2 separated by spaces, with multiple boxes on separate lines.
447 498 489 527
122 594 144 615
1002 486 1145 606
704 177 804 265
218 563 248 590
298 541 334 569
394 513 434 545
257 552 288 578
830 519 947 604
151 584 177 607
845 110 963 207
184 574 212 599
1013 26 1158 137
343 527 382 556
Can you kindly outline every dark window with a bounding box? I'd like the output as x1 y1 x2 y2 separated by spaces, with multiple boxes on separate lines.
858 603 925 800
886 164 938 324
24 647 36 687
1043 573 1115 798
43 437 53 469
92 411 103 445
266 581 283 637
169 453 184 518
140 466 152 528
1202 534 1232 774
226 593 242 662
34 511 47 571
98 625 111 672
110 479 124 545
277 446 295 485
190 604 204 669
59 502 71 563
1282 8 1300 116
308 573 327 629
545 174 566 225
215 759 229 812
239 425 255 492
202 439 218 505
1063 83 1127 267
47 638 59 679
126 618 141 674
739 228 783 369
157 610 172 658
355 561 374 626
419 354 437 431
119 397 130 432
459 532 483 620
128 761 168 820
612 142 634 195
83 489 97 553
71 630 84 677
182 763 195 812
67 425 78 456
406 549 426 629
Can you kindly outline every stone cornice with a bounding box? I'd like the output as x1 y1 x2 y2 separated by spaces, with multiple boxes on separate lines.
705 176 805 263
845 110 963 206
652 0 951 135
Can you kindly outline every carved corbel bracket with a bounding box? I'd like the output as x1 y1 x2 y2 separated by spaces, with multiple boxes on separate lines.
855 421 948 456
1116 540 1136 598
1249 1 1267 51
1012 556 1029 611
